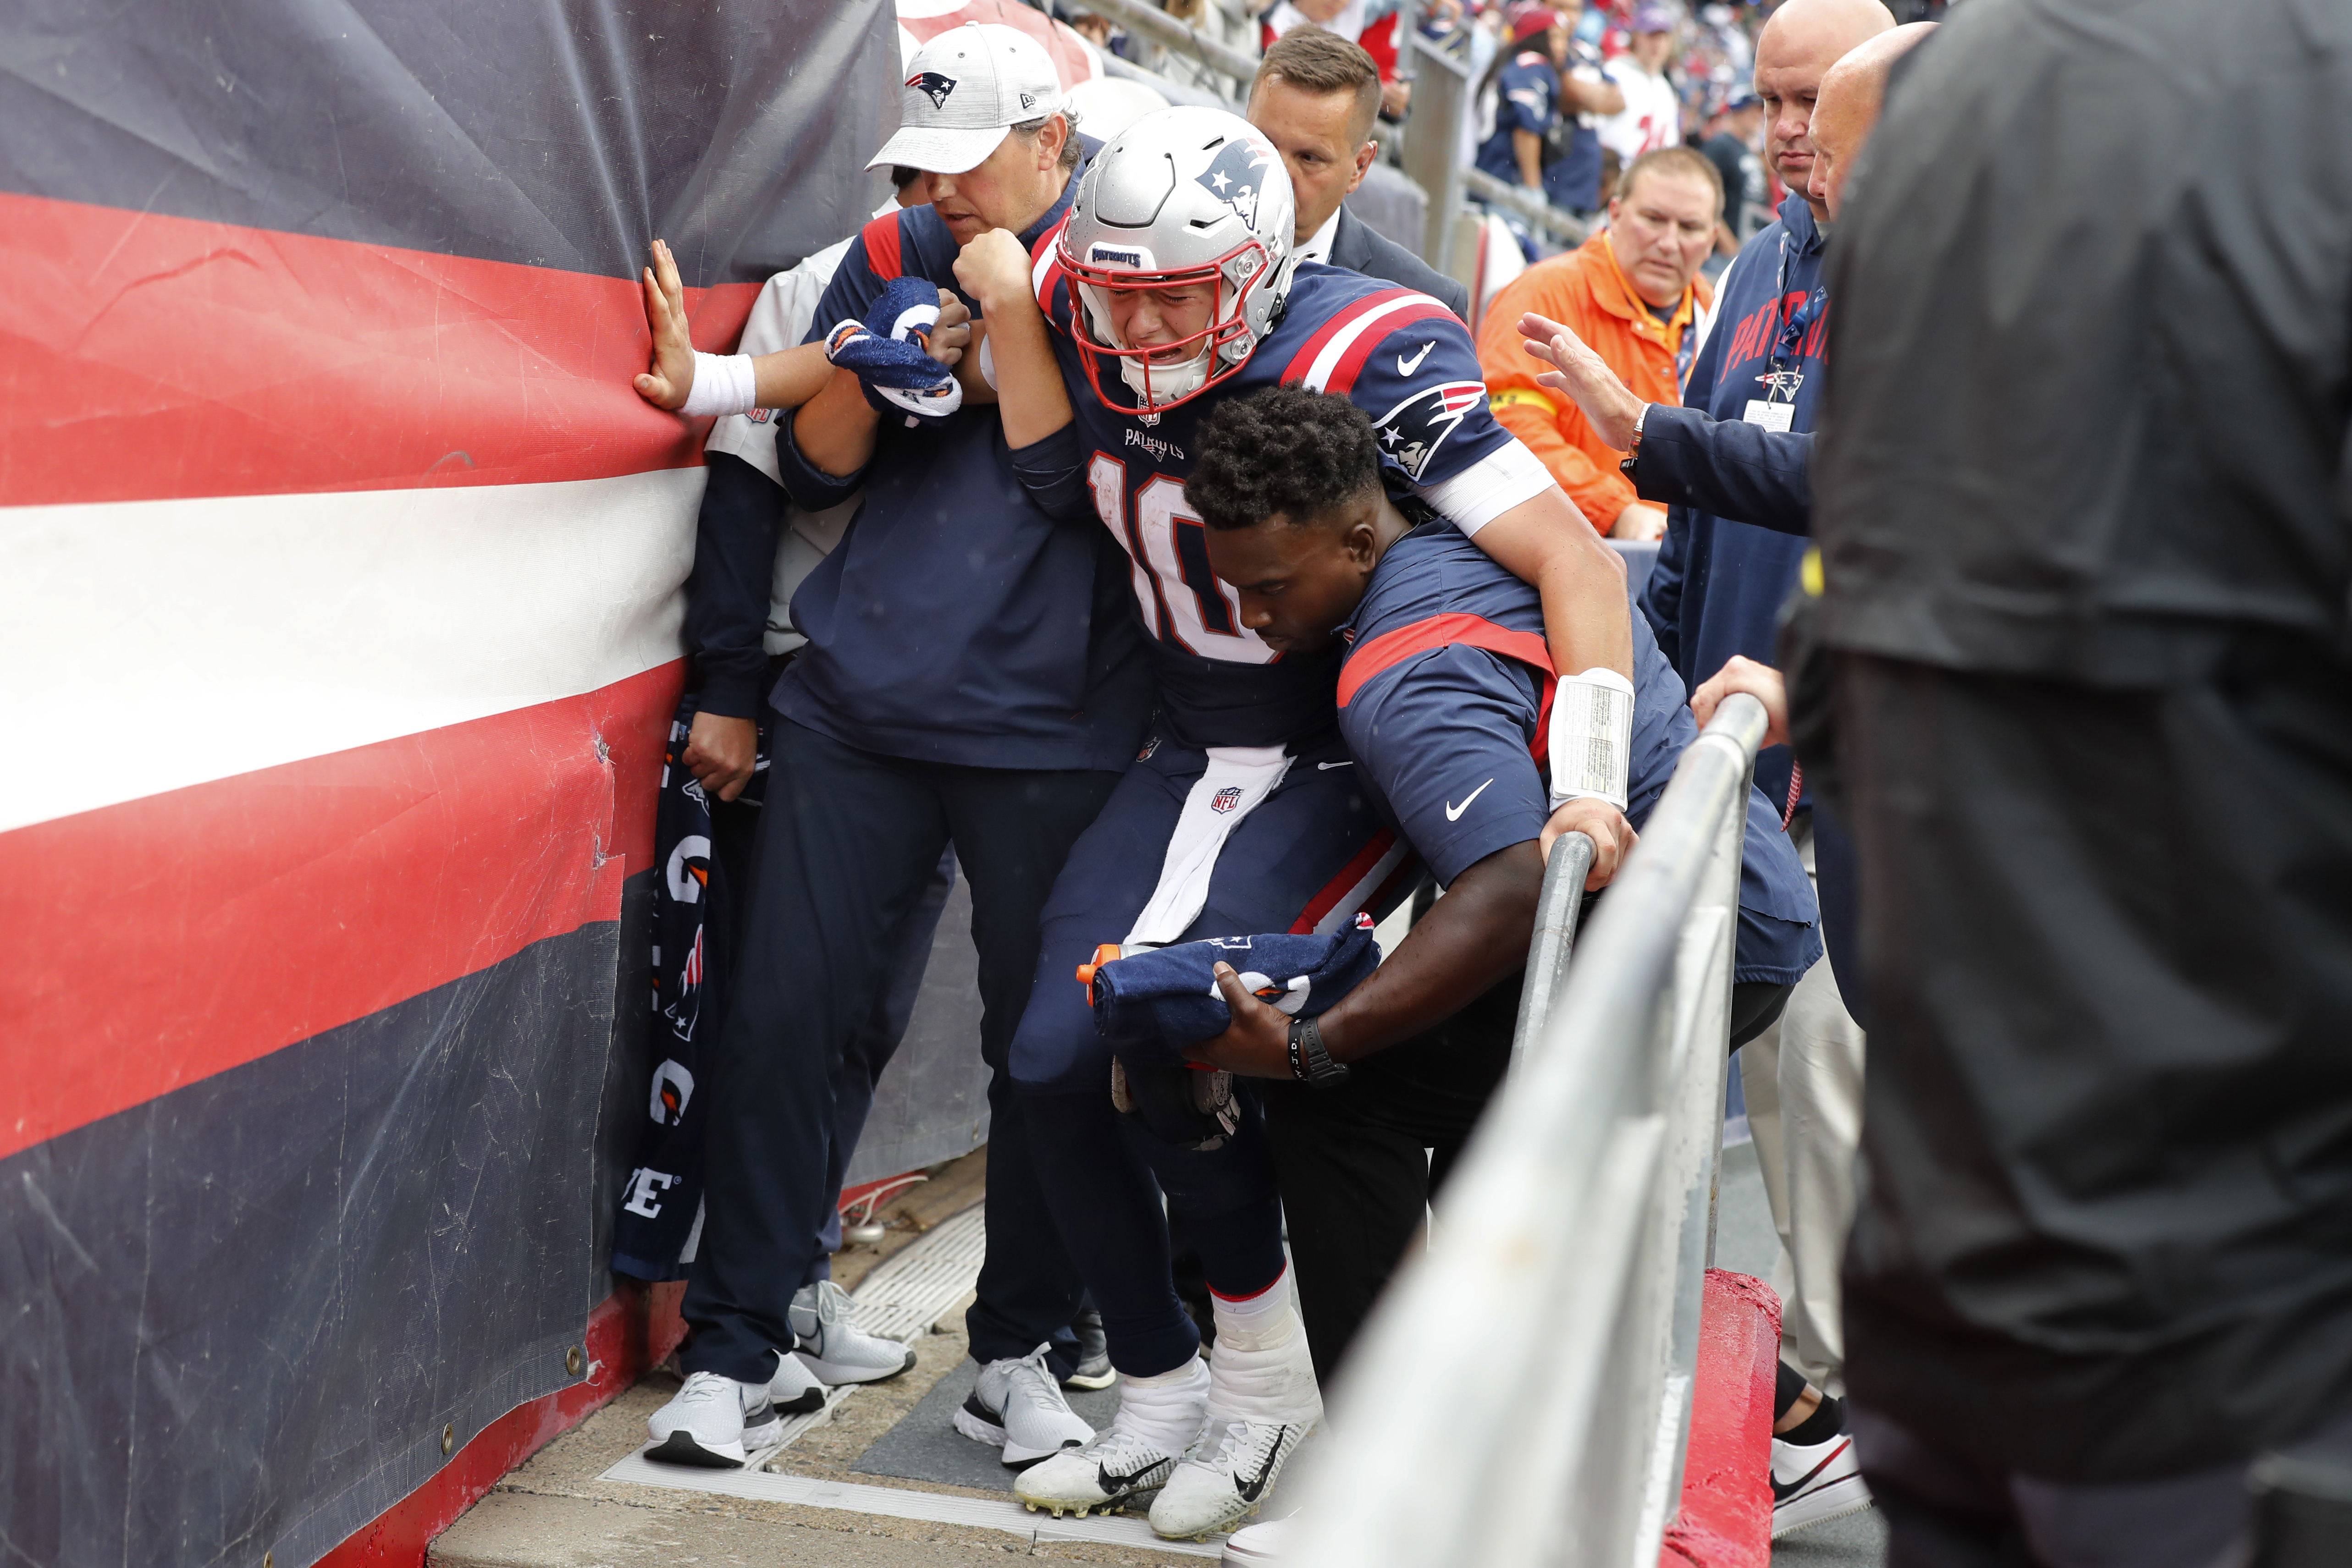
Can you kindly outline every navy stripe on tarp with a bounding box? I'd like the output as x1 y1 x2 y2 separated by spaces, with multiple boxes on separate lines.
0 901 643 1568
0 0 899 286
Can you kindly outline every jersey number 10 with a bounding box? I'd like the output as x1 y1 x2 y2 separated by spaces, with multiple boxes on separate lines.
1087 453 1275 665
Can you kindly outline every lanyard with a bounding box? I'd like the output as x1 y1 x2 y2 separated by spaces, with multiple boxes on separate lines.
1673 311 1700 397
1761 231 1826 404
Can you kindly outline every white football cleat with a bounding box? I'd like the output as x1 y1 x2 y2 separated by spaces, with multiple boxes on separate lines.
1016 1356 1209 1518
790 1279 915 1384
1771 1427 1872 1536
954 1342 1095 1469
1151 1415 1310 1540
1150 1275 1322 1540
645 1370 778 1468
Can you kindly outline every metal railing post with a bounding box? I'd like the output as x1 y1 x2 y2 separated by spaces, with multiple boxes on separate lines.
1399 32 1471 276
1510 831 1594 1068
1285 693 1770 1568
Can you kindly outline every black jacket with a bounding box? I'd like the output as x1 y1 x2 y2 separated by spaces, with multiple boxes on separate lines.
1809 0 2352 1483
1330 205 1471 325
1812 0 2352 685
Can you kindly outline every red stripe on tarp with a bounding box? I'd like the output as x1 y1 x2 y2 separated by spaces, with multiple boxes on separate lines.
315 1280 688 1568
0 191 759 509
0 662 680 1162
1659 1269 1780 1568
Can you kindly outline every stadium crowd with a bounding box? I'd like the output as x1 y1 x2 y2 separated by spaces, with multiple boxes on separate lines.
607 0 2352 1563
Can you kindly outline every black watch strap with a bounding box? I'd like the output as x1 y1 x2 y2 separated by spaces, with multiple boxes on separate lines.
1287 1014 1350 1087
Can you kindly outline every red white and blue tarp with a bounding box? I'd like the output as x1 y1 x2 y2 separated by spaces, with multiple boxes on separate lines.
0 3 895 1563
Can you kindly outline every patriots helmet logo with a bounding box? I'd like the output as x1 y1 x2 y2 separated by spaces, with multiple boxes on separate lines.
1372 380 1487 480
1194 137 1271 230
908 70 957 110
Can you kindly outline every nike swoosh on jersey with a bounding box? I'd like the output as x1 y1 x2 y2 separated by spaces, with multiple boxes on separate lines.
1317 760 1353 770
1397 341 1434 376
1445 778 1496 821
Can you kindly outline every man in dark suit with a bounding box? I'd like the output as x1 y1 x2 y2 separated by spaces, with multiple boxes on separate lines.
1248 27 1472 325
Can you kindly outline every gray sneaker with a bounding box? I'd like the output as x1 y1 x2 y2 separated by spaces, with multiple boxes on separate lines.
955 1342 1097 1469
790 1279 916 1385
1065 1306 1117 1390
645 1370 778 1468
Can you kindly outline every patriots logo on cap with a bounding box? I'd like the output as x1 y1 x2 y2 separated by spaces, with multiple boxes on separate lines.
908 70 957 110
1194 137 1271 230
1372 380 1488 480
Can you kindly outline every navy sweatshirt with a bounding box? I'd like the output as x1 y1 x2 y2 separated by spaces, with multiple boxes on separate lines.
769 171 1154 771
1639 191 1828 809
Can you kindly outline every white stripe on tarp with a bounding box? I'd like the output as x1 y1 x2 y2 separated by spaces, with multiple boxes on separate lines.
0 468 701 835
598 1453 1224 1558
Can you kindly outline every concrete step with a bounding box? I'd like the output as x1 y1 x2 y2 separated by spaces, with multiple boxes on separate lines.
432 1192 1204 1568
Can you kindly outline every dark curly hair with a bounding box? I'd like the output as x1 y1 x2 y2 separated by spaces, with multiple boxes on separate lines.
1187 385 1382 532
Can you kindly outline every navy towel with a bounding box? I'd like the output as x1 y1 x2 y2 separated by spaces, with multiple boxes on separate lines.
822 274 960 422
1088 916 1380 1054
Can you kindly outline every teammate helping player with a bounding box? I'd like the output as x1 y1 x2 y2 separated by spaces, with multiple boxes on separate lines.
939 106 1648 1540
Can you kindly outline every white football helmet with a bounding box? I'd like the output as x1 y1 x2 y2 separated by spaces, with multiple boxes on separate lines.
1057 106 1299 416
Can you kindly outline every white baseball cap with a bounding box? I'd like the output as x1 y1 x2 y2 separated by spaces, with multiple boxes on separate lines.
867 23 1067 175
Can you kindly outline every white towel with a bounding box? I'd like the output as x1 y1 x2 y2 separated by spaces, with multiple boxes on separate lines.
1125 745 1293 946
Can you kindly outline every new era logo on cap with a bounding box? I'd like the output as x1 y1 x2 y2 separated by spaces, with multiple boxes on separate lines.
868 22 1066 176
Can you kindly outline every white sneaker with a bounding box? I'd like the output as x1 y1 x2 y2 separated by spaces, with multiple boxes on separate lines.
1016 1358 1210 1518
768 1345 827 1416
1221 1514 1294 1565
1771 1427 1872 1537
790 1279 915 1384
645 1370 778 1468
954 1343 1095 1469
1150 1285 1322 1540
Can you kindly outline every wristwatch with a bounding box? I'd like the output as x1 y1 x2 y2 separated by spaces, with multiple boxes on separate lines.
1619 402 1652 481
1287 1015 1350 1087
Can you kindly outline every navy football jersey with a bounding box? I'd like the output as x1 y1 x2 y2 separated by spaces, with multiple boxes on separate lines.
1339 522 1822 982
1032 251 1551 748
1338 521 1692 885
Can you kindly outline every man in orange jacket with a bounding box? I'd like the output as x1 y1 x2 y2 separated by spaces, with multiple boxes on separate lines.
1476 145 1723 539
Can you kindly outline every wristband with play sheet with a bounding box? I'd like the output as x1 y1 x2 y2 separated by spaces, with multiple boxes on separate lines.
1549 666 1635 811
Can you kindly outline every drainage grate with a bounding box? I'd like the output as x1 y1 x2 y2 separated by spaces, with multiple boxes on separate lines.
848 1203 988 1344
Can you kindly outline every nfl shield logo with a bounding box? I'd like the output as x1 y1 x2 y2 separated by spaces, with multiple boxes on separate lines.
1210 785 1244 815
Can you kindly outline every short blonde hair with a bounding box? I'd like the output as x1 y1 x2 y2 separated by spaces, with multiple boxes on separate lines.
1615 144 1723 205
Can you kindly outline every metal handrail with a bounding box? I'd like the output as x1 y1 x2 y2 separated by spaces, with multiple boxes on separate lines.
1286 692 1769 1568
1076 0 1262 88
1464 165 1594 246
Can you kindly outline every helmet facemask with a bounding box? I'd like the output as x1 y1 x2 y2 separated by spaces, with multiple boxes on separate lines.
1064 235 1281 417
